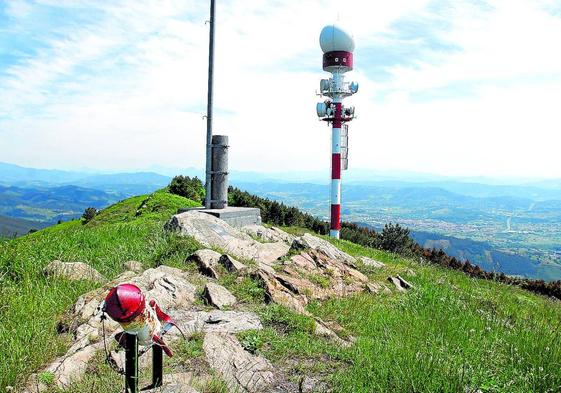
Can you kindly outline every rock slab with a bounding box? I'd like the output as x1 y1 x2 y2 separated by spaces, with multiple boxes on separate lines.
166 211 290 264
203 282 237 309
203 332 275 393
188 249 222 278
242 225 296 244
292 233 356 266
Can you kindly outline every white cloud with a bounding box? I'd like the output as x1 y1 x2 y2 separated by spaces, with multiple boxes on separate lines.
1 0 561 178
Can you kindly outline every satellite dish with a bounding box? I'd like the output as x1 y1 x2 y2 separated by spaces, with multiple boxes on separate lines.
319 24 355 53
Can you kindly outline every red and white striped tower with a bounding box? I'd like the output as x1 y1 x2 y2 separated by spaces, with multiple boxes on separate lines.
317 25 358 238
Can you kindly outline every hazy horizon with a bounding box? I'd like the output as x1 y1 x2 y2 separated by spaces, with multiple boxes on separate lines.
2 160 560 186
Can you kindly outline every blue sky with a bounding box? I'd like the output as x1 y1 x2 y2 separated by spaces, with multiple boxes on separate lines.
1 0 561 178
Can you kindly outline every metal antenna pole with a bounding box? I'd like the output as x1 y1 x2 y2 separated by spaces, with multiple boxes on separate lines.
204 0 216 209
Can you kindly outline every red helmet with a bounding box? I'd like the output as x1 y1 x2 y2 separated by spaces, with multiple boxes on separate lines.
104 283 145 323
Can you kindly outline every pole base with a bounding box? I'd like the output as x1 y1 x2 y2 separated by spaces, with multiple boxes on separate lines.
330 229 340 239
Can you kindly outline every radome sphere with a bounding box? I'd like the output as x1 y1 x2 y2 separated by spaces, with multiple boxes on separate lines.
319 24 355 53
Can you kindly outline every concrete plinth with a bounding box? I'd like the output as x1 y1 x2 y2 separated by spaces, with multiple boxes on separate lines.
178 206 261 228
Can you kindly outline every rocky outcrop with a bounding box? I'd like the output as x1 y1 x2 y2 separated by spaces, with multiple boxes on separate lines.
166 211 290 264
24 266 197 392
203 332 275 393
44 260 105 283
292 233 356 266
256 248 370 313
25 212 406 392
203 282 237 309
254 248 370 346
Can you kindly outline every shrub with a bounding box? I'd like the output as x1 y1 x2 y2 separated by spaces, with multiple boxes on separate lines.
168 175 205 203
378 222 415 254
81 207 97 223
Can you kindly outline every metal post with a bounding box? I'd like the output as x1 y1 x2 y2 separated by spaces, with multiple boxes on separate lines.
211 135 229 209
330 83 342 239
124 333 139 393
152 345 163 388
204 0 216 209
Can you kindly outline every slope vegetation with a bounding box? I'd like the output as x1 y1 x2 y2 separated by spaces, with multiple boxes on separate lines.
0 190 560 392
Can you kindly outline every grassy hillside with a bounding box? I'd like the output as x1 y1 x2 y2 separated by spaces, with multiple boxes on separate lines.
1 190 560 392
0 190 200 389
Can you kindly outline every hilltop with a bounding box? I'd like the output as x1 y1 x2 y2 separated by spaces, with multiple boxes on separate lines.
0 189 560 392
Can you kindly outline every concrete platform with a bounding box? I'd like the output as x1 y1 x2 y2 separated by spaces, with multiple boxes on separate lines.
178 206 261 228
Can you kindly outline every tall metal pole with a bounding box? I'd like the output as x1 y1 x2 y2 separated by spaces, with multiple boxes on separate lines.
204 0 216 209
330 72 343 239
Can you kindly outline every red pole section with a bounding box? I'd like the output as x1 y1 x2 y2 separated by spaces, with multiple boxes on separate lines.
330 102 342 238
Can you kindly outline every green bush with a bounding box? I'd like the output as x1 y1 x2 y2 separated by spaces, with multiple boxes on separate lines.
168 175 205 203
81 207 97 223
378 222 415 254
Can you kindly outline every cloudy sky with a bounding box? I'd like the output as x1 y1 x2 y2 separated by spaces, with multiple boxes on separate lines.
1 0 561 178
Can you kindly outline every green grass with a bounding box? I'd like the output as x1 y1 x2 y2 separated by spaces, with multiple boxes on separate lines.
242 235 561 393
2 191 561 392
0 190 200 390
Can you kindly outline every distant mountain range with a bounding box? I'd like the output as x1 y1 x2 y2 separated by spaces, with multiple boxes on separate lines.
1 161 561 280
234 180 561 281
0 162 175 224
0 215 48 238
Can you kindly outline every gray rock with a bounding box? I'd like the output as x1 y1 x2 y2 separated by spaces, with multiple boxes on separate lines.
170 310 263 335
44 260 105 283
397 274 414 289
314 318 352 347
204 332 275 393
360 256 385 269
256 270 310 315
187 249 221 278
387 275 414 292
166 211 290 264
292 233 356 266
366 282 383 294
203 282 237 309
242 225 296 244
131 266 198 310
219 254 247 273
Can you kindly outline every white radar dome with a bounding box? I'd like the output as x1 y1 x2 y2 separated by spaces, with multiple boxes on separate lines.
319 24 355 53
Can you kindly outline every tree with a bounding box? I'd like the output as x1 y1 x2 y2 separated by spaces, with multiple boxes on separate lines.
378 223 414 254
82 207 97 224
168 175 205 203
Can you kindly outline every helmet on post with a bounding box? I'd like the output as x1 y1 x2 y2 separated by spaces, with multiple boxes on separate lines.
104 283 146 323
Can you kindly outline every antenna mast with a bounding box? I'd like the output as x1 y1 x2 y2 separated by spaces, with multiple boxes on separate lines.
204 0 216 209
317 24 358 238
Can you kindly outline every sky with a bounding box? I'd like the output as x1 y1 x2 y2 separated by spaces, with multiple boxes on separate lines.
1 0 561 179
